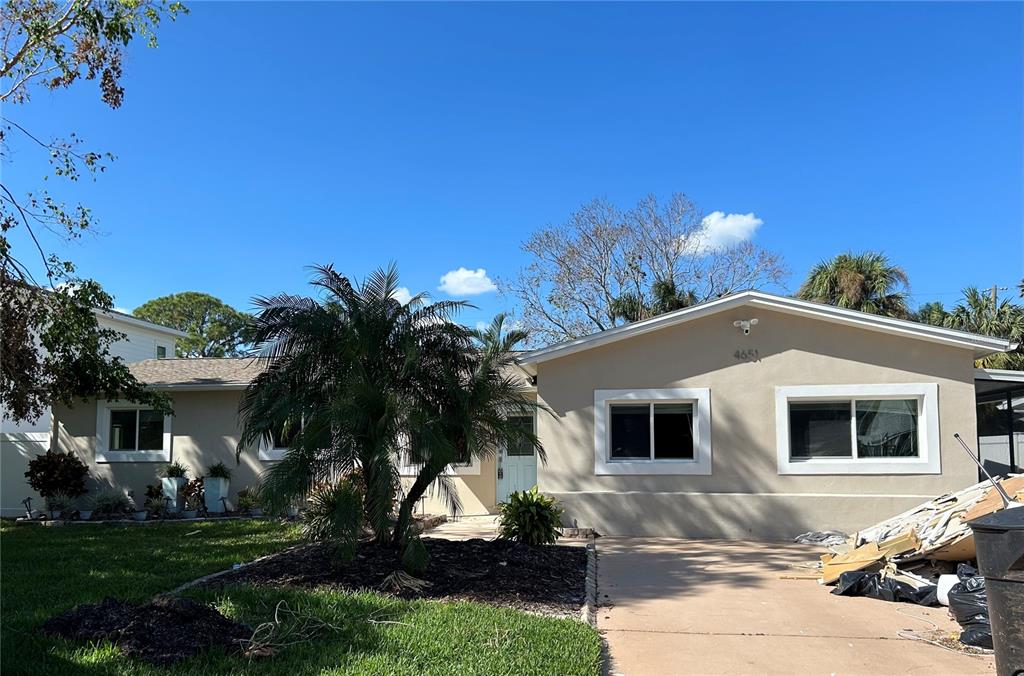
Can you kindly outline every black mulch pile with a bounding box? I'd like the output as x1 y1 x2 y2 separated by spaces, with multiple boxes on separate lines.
41 596 252 665
204 537 588 617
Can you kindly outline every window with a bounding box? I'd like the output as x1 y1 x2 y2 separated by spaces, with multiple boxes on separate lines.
594 388 711 475
775 384 939 475
96 402 171 462
259 419 301 461
156 345 167 359
507 415 535 457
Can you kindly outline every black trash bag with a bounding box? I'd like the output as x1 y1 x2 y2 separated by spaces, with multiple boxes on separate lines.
831 571 938 605
947 563 993 649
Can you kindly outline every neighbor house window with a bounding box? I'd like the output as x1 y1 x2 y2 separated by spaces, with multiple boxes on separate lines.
595 388 711 476
775 384 938 475
96 402 172 463
156 345 167 359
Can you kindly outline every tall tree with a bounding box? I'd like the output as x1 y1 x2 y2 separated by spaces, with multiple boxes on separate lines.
1 0 185 423
134 292 251 357
796 252 911 318
913 301 949 327
502 194 787 344
944 287 1024 369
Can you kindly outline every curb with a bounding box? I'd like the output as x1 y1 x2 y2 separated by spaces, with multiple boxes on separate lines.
580 532 598 626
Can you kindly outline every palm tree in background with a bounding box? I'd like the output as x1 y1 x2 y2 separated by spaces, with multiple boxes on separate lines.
913 301 949 327
797 252 911 318
945 287 1024 369
238 264 469 547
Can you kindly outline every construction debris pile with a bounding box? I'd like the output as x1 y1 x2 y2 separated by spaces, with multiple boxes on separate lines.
805 475 1024 649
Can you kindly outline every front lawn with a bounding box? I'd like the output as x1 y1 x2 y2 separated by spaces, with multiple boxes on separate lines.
0 520 601 675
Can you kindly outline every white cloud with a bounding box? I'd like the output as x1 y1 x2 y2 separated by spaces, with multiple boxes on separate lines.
689 211 764 253
391 287 413 305
113 306 131 314
438 267 497 296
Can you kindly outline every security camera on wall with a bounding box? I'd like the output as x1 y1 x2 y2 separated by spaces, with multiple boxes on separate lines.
733 318 759 336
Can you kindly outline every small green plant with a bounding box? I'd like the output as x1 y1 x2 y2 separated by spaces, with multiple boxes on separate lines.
497 486 564 546
25 451 89 499
88 489 132 516
45 492 72 513
159 461 189 479
301 479 363 561
236 487 259 511
206 461 232 480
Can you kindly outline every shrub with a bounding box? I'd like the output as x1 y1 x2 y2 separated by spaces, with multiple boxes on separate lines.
236 487 259 511
88 489 132 516
401 535 429 575
497 486 564 546
45 492 72 513
181 477 205 510
25 451 89 499
159 461 189 479
301 478 363 560
143 484 164 514
206 461 232 480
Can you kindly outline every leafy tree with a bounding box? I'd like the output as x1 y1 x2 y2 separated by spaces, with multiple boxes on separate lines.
1 0 185 423
133 292 251 357
502 194 787 344
913 301 949 327
238 264 470 548
944 287 1024 369
392 314 545 548
796 252 911 318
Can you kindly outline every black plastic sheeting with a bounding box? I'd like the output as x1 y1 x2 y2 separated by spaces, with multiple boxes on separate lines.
948 564 993 649
830 571 938 605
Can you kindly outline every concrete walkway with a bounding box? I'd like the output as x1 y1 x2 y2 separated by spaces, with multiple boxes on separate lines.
599 537 995 675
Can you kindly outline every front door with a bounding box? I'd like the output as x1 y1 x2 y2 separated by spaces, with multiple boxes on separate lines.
497 414 538 503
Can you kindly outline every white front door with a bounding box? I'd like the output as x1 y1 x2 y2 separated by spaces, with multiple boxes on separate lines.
497 414 537 503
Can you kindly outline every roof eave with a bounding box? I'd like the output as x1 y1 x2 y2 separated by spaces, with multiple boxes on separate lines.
94 309 189 338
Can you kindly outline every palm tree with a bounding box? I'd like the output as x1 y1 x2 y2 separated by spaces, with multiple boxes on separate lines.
393 314 545 547
913 301 948 327
797 252 910 318
945 287 1024 369
237 264 469 546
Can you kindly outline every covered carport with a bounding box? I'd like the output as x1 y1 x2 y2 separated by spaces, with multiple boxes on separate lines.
975 368 1024 478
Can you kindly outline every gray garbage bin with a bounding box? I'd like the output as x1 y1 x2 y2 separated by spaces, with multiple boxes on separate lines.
968 508 1024 676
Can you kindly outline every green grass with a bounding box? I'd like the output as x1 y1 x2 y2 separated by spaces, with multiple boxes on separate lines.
0 520 601 675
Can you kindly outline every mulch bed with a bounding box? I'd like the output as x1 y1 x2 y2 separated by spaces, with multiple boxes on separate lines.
204 537 587 618
41 596 252 665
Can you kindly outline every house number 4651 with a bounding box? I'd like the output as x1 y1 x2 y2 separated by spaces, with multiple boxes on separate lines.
734 349 760 361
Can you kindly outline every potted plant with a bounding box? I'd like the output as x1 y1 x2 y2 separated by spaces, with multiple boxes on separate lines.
203 461 232 513
236 488 262 516
182 492 202 519
45 493 71 520
159 461 190 513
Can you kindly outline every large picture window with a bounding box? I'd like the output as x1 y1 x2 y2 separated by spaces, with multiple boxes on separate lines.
595 388 711 475
776 384 938 475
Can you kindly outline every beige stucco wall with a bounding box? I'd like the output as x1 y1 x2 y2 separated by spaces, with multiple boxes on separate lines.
535 305 980 539
399 455 498 517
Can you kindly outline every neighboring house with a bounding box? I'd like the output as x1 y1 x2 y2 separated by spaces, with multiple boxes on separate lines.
5 291 1021 539
0 310 186 516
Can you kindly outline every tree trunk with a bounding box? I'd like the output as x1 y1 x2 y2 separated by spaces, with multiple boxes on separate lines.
392 461 445 547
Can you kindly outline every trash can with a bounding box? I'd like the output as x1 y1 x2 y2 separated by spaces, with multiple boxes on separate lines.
968 508 1024 676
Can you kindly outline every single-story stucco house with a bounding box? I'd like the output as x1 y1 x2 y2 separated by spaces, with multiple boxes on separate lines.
3 291 1022 538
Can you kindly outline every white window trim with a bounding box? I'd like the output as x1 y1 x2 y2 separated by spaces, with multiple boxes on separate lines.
399 456 481 477
95 400 172 463
775 383 940 475
594 388 712 476
258 437 287 462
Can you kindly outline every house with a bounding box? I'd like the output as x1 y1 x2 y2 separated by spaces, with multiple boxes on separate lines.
4 291 1020 539
0 309 185 516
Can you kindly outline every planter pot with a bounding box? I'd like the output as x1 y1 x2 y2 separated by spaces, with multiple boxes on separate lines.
132 510 148 522
249 508 263 517
47 510 63 520
182 509 198 519
287 506 300 518
161 477 188 513
79 510 93 521
203 477 229 513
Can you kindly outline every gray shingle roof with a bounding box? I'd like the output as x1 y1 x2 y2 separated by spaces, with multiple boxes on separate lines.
129 358 263 388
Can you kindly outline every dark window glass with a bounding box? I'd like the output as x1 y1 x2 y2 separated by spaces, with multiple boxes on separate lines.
272 420 300 449
610 405 650 459
856 399 918 457
137 410 164 450
156 346 167 359
653 403 694 459
789 402 852 458
507 415 535 457
109 410 137 450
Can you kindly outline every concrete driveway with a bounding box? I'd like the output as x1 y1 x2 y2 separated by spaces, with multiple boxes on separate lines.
598 537 995 675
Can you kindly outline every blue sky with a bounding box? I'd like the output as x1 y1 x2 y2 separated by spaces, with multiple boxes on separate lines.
7 2 1022 329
